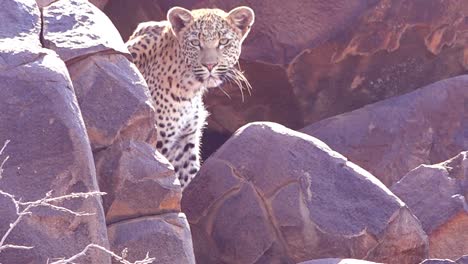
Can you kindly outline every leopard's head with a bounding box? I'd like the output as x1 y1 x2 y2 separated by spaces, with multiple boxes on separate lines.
168 6 254 89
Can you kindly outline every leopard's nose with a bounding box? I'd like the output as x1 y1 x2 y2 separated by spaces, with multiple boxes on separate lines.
203 63 218 71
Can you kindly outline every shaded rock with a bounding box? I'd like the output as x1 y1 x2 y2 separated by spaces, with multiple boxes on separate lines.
302 76 468 187
419 260 457 264
105 0 376 64
0 45 110 263
104 0 166 42
94 140 180 224
89 0 109 9
42 0 129 62
299 259 382 264
392 152 468 260
202 60 303 158
182 122 427 264
67 54 157 150
107 213 195 264
287 0 468 124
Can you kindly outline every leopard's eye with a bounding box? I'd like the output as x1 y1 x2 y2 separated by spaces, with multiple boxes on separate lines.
219 38 230 45
190 39 200 46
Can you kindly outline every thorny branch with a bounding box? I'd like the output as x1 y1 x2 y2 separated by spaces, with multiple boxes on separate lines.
0 141 154 263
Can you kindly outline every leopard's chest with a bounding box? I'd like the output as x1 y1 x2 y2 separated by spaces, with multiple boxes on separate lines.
152 92 206 151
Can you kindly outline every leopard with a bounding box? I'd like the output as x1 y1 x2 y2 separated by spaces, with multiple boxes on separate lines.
126 6 255 189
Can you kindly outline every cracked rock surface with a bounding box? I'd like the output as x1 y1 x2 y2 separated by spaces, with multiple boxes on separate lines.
392 152 468 261
182 122 428 264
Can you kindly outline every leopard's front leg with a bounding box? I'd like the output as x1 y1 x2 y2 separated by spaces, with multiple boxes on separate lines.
169 128 202 189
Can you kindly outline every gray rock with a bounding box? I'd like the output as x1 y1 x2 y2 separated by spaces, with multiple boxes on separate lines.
0 45 110 263
302 76 468 187
0 0 41 46
67 54 157 150
107 213 195 264
182 122 428 264
42 0 129 62
392 152 468 260
94 140 181 224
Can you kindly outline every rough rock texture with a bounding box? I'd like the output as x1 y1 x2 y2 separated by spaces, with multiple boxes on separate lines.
42 0 129 62
67 54 157 150
0 1 109 262
182 122 428 264
43 0 156 151
104 0 468 157
303 76 468 187
94 140 180 224
107 213 195 264
457 256 468 264
419 260 457 264
40 1 195 263
299 259 383 264
392 152 468 261
288 0 468 124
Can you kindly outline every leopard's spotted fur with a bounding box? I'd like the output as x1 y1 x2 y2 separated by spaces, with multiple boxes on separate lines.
126 7 254 188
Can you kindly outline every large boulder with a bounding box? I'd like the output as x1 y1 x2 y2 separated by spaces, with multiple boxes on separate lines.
107 213 195 264
392 152 468 261
288 0 468 124
42 0 128 62
42 0 157 150
182 122 428 264
41 1 194 263
302 76 468 187
0 1 109 263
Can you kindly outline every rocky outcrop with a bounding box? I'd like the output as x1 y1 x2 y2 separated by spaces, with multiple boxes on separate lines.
107 214 195 264
0 1 109 262
102 0 468 157
302 76 468 187
392 152 468 261
0 0 195 263
182 122 428 264
40 0 195 263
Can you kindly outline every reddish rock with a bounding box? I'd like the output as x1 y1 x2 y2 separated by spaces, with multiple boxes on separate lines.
287 0 468 124
0 16 109 264
42 0 129 62
104 0 166 42
107 213 195 264
89 0 109 10
94 140 181 224
302 76 468 187
299 259 382 264
202 60 304 157
103 0 468 158
392 152 468 261
182 122 428 264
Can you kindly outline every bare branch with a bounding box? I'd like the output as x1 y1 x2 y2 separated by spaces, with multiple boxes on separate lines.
0 244 34 251
49 244 155 264
0 187 105 254
0 140 10 180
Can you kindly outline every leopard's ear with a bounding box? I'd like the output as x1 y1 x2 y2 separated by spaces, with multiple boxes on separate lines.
227 6 255 39
168 7 193 37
